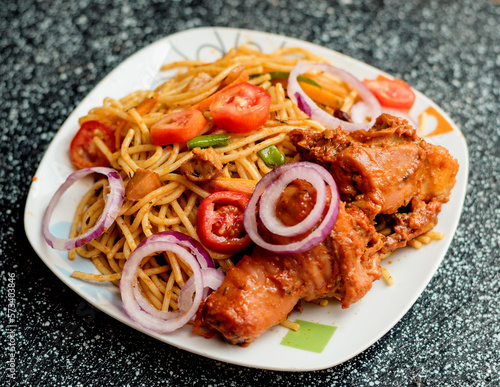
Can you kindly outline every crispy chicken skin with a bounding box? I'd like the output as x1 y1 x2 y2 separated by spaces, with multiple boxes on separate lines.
194 114 459 345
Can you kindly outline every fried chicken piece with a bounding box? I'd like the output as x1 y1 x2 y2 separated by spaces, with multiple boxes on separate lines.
125 169 162 201
418 140 459 203
195 114 458 346
180 147 223 182
289 114 458 221
290 113 458 251
379 198 442 252
195 183 382 345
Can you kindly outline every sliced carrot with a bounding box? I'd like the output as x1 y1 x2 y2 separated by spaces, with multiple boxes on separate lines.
299 81 343 109
219 65 247 89
200 177 256 197
135 94 159 116
192 70 250 112
304 72 348 97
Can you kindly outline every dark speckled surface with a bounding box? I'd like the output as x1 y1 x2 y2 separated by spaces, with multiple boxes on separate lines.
1 0 499 385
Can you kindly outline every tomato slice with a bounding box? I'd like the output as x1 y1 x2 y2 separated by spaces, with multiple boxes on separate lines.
69 121 115 169
209 83 271 133
196 191 252 254
150 109 207 146
363 78 416 109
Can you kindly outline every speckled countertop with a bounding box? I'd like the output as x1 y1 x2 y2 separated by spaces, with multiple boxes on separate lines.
1 0 499 385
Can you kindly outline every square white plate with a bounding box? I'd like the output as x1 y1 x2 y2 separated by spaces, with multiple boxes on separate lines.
24 27 468 371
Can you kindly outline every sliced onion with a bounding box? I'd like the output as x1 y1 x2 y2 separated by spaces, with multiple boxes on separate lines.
120 232 220 333
243 161 340 254
199 267 226 295
42 167 124 251
288 62 382 131
258 165 327 237
134 267 223 319
141 231 214 269
132 284 171 320
179 268 225 312
350 101 370 124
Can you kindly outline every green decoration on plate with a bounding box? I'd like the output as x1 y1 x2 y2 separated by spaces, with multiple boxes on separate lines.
280 320 337 353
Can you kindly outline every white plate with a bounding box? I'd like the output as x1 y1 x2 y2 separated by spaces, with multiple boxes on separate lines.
24 27 468 371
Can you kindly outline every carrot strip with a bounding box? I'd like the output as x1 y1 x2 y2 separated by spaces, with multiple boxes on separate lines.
135 94 159 116
304 73 348 97
299 81 343 109
201 177 256 197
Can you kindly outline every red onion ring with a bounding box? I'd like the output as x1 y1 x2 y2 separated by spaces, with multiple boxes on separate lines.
42 167 124 251
350 101 370 124
258 165 327 237
120 232 217 333
179 268 225 312
243 162 340 254
288 63 382 131
141 231 214 269
129 231 217 321
133 267 223 319
199 267 226 298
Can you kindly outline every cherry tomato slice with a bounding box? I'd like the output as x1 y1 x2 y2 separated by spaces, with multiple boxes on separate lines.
363 78 416 109
69 121 115 169
196 191 252 254
209 82 271 133
150 109 207 146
